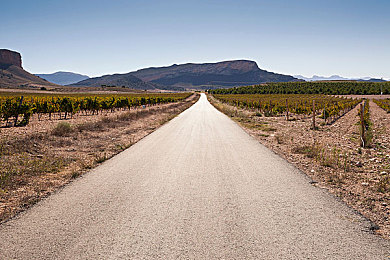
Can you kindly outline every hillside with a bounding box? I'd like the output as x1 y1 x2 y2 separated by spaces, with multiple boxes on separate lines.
72 60 301 90
36 71 89 85
131 60 300 88
70 73 158 90
0 49 57 88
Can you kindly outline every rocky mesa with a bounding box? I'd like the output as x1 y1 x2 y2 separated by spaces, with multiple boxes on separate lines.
0 49 22 68
0 49 57 88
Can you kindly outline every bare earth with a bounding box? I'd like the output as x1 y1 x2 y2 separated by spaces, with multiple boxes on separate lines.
0 94 389 259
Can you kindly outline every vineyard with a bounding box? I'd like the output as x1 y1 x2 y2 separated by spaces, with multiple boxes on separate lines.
212 94 361 124
0 92 191 127
373 99 390 112
208 81 390 95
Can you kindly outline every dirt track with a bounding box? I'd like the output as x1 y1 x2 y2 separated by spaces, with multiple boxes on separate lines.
0 94 389 259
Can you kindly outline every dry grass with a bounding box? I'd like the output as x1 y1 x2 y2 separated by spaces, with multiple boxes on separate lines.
52 122 73 136
0 154 68 189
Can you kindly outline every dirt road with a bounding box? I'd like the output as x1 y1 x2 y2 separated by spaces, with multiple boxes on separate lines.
0 94 389 259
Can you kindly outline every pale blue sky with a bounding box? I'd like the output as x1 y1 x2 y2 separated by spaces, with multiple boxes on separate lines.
1 0 389 79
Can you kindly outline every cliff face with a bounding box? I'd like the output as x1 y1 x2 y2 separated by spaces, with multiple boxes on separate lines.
0 49 59 88
0 49 22 68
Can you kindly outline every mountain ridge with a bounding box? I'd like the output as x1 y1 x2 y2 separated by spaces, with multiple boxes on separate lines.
131 60 300 88
36 71 89 85
72 60 301 90
70 72 158 90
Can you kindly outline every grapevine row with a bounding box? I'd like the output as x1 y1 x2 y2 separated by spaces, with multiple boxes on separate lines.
373 99 390 113
212 94 361 124
0 93 191 127
208 81 390 95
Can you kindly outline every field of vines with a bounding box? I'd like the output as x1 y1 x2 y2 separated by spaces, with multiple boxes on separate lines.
373 99 390 112
208 81 390 95
212 94 361 124
0 92 191 127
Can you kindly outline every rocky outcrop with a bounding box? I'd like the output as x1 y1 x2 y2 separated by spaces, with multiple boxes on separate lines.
0 49 22 68
0 49 58 88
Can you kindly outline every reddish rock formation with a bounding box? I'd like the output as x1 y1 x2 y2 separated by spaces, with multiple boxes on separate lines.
0 49 22 68
0 49 57 88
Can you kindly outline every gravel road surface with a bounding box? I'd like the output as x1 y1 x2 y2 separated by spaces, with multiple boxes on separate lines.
1 93 389 259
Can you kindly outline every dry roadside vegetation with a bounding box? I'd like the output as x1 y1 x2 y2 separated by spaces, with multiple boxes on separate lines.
208 94 390 238
0 93 199 222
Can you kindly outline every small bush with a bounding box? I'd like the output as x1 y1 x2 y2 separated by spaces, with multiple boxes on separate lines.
292 145 319 159
71 171 81 179
377 176 390 193
95 153 108 163
52 122 73 136
275 134 285 144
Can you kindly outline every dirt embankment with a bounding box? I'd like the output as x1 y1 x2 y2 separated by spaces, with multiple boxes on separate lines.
0 94 199 222
209 95 390 238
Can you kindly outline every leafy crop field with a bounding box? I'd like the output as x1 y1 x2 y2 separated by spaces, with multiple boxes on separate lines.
213 94 361 124
0 92 191 127
209 81 390 95
374 99 390 112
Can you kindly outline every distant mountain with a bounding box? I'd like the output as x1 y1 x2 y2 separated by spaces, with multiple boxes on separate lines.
36 71 89 85
72 60 300 90
0 49 57 88
70 73 158 90
131 60 301 89
295 74 387 82
362 78 388 82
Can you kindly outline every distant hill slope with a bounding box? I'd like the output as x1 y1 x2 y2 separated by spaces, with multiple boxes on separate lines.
0 49 57 88
131 60 301 88
70 73 158 90
0 64 55 87
36 71 89 85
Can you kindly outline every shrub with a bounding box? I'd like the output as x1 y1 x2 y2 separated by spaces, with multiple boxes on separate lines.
52 122 73 136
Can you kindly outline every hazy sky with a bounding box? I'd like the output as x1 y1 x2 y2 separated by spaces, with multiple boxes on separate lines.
1 0 389 79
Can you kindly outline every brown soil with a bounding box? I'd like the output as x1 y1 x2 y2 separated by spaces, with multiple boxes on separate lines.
0 94 199 223
209 95 390 238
